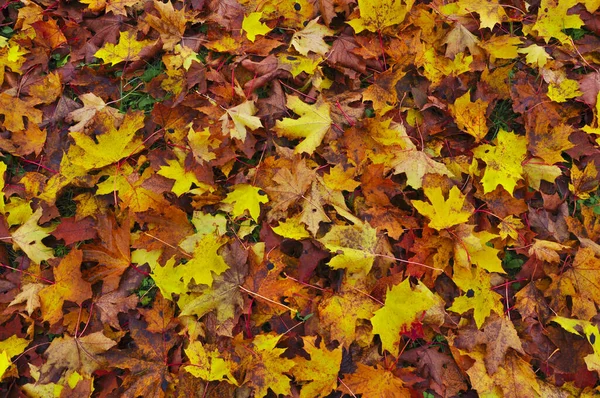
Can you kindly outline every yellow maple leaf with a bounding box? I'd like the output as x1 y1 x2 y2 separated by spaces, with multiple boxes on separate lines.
290 18 334 56
185 232 229 287
243 334 295 398
441 0 507 29
222 184 269 222
274 95 332 155
518 44 552 68
220 101 263 141
348 0 415 33
0 335 29 380
371 279 443 355
340 363 410 397
453 224 504 273
413 186 472 230
11 208 55 264
317 285 379 346
94 30 155 66
184 341 238 384
528 239 570 263
448 266 505 328
522 158 562 190
498 215 525 240
389 149 454 189
242 12 272 42
187 126 218 163
472 129 527 195
323 164 360 192
449 91 489 142
272 214 311 240
278 54 322 77
293 336 342 398
526 0 584 44
151 257 188 299
319 221 378 275
69 111 145 171
547 78 582 103
481 35 521 61
157 149 213 196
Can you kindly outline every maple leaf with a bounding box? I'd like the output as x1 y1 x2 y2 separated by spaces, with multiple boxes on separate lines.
241 333 295 398
569 162 599 199
413 186 472 230
272 214 311 240
66 92 123 133
0 92 42 133
528 239 570 263
319 221 378 274
453 224 504 273
184 232 230 287
178 252 246 334
339 363 410 397
95 289 138 330
242 12 272 42
39 249 92 325
371 279 444 356
144 0 188 50
448 266 505 328
273 95 332 155
81 213 131 292
184 341 238 384
317 285 379 346
222 184 269 222
441 0 507 29
518 44 552 68
449 91 489 142
69 111 145 171
527 0 584 43
293 336 342 398
94 30 155 65
103 317 176 397
547 78 582 103
472 130 527 195
291 18 334 56
157 150 212 196
8 282 44 315
38 332 116 383
0 336 29 380
187 126 218 163
220 101 263 141
348 0 415 33
11 208 55 264
389 149 454 189
453 313 525 374
522 159 562 190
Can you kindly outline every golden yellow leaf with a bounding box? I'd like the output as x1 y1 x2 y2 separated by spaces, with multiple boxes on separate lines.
413 186 472 230
184 341 238 384
94 30 155 65
242 12 272 42
472 130 527 195
222 184 269 222
371 279 443 355
449 91 489 142
348 0 415 33
274 95 332 155
291 18 334 56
